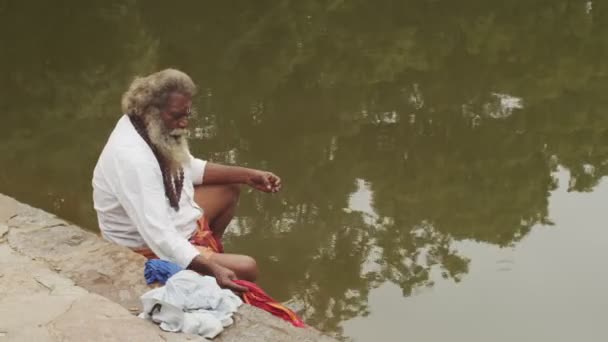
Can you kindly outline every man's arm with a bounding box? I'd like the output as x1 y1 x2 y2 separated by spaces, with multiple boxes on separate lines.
202 162 254 184
202 162 282 193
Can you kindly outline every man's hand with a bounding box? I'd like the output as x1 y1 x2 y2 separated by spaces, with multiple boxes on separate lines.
246 170 282 193
209 263 248 293
187 255 248 293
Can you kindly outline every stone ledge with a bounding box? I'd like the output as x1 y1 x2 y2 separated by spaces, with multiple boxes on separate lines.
0 243 175 342
0 193 336 341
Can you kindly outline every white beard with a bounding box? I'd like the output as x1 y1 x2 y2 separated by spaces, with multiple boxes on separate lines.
146 115 190 173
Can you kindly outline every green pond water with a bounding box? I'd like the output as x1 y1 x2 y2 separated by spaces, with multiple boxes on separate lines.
2 1 608 341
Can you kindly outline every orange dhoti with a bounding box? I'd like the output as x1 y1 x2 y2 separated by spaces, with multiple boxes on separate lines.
133 216 224 260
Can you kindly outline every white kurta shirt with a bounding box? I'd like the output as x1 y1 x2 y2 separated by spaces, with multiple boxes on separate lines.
92 115 206 268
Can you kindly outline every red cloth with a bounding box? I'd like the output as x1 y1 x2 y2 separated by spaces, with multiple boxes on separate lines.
234 280 305 328
188 226 305 327
134 217 304 327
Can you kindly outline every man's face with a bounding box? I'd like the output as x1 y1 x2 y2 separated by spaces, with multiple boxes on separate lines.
160 92 193 134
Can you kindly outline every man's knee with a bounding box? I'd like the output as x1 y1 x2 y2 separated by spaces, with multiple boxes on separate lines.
225 184 241 205
239 256 258 282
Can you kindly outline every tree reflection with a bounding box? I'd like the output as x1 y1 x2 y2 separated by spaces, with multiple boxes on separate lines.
2 0 608 338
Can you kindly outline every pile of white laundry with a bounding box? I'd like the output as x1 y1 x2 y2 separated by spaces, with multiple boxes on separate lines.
139 270 243 339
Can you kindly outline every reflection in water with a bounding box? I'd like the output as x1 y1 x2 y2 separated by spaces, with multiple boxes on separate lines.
2 1 608 340
345 168 608 342
346 179 377 224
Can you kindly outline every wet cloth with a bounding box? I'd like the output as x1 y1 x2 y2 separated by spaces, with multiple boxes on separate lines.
143 259 305 328
144 259 183 285
139 270 242 339
143 259 187 285
234 280 306 328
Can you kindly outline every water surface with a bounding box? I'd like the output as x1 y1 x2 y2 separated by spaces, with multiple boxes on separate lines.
1 1 608 341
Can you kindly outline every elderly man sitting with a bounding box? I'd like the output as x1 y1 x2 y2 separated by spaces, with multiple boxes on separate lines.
92 69 281 292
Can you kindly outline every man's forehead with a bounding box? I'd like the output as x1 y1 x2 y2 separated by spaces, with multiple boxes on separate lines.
166 92 192 109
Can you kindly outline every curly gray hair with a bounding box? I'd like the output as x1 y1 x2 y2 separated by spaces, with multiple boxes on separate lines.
121 68 197 117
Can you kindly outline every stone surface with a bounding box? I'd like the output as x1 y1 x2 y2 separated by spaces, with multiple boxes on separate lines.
0 244 167 342
8 223 149 310
0 194 337 341
217 305 337 342
0 224 8 242
0 194 19 223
